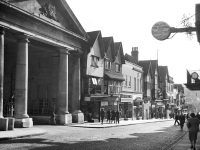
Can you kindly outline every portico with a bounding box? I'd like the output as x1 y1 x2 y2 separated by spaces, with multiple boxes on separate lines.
0 0 88 129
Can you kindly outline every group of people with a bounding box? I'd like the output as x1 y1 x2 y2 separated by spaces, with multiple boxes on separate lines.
100 108 120 125
174 112 200 150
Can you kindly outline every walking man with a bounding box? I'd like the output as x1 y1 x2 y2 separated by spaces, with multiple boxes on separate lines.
100 108 105 125
115 110 120 124
174 114 179 125
107 109 111 123
187 113 200 150
179 112 185 130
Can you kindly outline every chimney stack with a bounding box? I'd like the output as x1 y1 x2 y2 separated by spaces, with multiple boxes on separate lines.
131 47 139 64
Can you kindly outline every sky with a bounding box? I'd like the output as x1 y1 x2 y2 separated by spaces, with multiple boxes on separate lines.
67 0 200 84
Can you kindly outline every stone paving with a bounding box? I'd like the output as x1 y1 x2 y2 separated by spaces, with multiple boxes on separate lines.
0 119 185 150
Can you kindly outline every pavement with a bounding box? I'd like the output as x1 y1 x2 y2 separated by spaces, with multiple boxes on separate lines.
0 118 199 150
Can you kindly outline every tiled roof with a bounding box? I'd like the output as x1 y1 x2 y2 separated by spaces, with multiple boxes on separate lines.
138 61 151 76
125 54 136 64
87 30 105 58
139 60 158 76
114 42 125 64
87 31 100 47
158 66 168 82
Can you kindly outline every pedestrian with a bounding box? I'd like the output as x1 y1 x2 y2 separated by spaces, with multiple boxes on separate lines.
107 109 111 123
115 110 120 124
186 113 190 120
179 112 185 130
174 114 179 125
49 111 56 125
196 112 200 121
100 108 105 125
111 110 115 124
187 113 200 150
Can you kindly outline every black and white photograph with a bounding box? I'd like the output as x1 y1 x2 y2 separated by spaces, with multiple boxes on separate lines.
0 0 200 149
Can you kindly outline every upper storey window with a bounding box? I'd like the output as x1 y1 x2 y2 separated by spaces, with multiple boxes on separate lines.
91 55 99 67
105 59 111 70
115 64 121 72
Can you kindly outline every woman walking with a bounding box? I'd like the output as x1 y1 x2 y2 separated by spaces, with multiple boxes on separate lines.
187 113 200 150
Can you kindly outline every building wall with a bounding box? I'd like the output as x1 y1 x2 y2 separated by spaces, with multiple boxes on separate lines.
86 39 104 77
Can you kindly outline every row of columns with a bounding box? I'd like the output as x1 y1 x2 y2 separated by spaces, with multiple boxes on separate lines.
0 28 84 127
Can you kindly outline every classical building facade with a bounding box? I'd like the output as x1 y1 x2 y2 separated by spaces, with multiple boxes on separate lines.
0 0 89 129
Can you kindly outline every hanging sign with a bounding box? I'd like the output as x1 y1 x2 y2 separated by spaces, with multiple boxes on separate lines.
152 21 171 41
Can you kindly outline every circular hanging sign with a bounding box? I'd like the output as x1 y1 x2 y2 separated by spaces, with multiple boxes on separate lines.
151 21 171 41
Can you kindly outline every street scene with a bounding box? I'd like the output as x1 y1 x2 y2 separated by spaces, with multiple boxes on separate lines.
0 120 189 150
0 0 200 150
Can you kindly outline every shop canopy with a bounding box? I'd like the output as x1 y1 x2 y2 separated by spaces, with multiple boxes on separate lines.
104 72 125 81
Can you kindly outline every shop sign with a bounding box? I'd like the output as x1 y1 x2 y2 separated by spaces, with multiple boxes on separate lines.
152 21 171 41
101 101 108 106
84 97 90 101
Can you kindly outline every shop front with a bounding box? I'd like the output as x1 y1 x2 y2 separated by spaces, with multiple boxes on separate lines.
120 94 133 119
133 97 143 120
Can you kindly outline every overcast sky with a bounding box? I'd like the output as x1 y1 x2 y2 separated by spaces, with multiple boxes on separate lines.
67 0 200 84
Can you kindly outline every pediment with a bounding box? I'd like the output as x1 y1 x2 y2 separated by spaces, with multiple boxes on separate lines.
7 0 87 38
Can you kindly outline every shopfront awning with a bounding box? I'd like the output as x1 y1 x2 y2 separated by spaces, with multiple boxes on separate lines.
104 72 125 81
84 94 109 101
120 94 133 103
134 97 143 102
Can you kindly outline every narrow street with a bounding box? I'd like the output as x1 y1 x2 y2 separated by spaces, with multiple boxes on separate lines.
0 120 186 150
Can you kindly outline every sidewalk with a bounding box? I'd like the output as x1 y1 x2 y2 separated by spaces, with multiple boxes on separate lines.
70 118 173 128
0 118 172 141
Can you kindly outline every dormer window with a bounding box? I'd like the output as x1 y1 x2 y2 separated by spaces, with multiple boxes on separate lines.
115 64 120 72
105 59 111 70
91 55 99 67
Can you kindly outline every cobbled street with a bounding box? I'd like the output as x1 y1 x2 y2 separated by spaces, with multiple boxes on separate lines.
0 120 186 150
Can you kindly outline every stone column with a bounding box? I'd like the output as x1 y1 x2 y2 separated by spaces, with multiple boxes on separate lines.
71 56 84 123
0 28 4 118
14 35 33 128
56 49 72 125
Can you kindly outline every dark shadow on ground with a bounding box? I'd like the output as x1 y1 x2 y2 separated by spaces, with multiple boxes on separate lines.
0 125 187 150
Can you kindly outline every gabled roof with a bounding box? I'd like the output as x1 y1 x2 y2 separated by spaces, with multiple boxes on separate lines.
114 42 125 64
138 61 151 76
125 54 136 64
139 60 158 76
103 37 114 60
158 66 169 82
8 0 89 40
87 30 105 58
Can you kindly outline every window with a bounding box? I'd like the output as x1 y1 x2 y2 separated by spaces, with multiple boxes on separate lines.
129 76 131 87
115 64 120 72
91 55 99 67
137 78 139 92
105 59 111 70
125 75 128 87
134 77 136 91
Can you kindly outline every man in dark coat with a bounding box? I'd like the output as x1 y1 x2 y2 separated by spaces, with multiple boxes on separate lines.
115 110 120 124
174 114 179 125
107 109 111 123
179 113 185 130
100 108 105 125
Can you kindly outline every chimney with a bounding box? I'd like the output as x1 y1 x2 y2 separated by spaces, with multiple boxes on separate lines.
131 47 138 63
